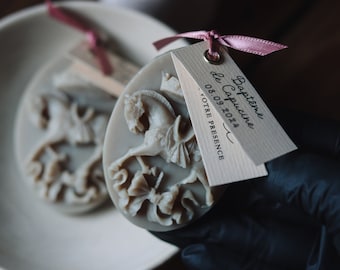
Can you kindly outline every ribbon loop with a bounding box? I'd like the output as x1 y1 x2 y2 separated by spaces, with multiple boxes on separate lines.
46 0 113 75
153 30 287 57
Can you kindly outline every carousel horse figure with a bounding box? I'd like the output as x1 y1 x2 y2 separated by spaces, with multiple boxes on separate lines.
26 90 108 203
109 89 195 171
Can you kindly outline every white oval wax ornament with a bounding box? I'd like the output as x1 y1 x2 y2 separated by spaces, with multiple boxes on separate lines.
15 57 116 213
103 53 225 231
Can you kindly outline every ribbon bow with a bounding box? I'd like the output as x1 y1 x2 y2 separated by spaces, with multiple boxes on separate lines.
46 0 112 75
153 30 287 58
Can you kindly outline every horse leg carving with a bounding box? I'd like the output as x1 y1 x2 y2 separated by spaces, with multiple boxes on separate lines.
109 142 161 172
180 162 213 207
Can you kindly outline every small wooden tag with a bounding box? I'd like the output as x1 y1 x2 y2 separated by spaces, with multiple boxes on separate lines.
68 41 140 97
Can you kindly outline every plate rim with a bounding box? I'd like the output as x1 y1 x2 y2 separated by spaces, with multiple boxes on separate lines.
0 2 180 270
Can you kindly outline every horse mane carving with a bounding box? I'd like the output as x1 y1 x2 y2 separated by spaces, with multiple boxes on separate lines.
108 75 214 228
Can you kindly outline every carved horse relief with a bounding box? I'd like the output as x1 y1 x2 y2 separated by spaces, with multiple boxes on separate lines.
25 82 111 210
110 89 194 170
108 72 214 227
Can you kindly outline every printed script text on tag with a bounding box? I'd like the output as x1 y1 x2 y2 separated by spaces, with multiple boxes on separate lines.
171 75 268 186
171 41 297 167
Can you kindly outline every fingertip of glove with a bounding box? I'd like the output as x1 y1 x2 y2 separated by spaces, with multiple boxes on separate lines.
182 243 206 258
182 244 210 269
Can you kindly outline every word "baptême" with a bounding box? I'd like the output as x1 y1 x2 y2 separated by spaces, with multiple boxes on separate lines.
209 71 264 129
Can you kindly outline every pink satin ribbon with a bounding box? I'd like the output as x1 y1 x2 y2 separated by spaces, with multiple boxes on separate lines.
46 0 113 75
153 30 287 57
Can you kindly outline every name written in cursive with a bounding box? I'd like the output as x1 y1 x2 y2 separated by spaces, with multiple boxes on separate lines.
231 76 264 119
208 71 265 129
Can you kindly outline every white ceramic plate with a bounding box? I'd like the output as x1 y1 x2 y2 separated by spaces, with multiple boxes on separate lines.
0 2 185 269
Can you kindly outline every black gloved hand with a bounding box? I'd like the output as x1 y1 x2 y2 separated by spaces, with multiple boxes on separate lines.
152 110 340 270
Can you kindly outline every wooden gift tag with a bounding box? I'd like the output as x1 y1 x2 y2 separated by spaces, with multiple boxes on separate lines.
67 41 140 97
172 42 296 186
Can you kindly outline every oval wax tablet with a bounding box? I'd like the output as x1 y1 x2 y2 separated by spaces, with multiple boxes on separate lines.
15 57 116 213
103 53 225 231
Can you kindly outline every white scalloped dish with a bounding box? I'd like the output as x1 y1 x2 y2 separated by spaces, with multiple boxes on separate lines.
0 2 185 270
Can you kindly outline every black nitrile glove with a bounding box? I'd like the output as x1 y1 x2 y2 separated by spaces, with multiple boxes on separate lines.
152 110 340 270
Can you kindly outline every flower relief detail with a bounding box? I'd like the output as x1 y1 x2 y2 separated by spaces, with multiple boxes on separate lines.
108 72 214 226
25 71 114 207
